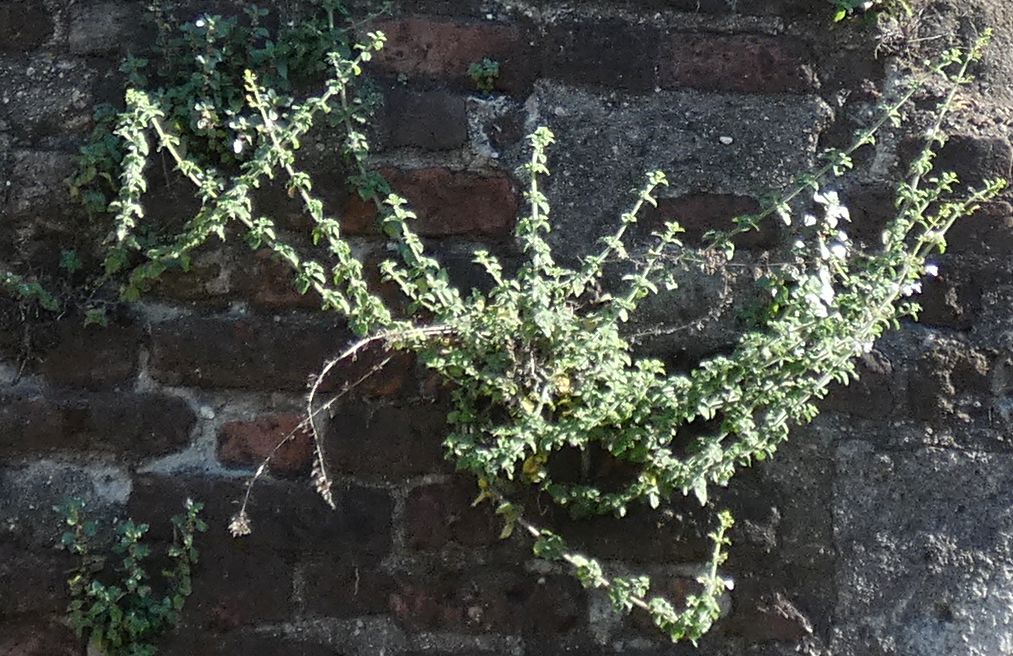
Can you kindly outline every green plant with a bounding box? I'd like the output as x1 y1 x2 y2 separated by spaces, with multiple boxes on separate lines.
57 3 1005 644
832 0 912 22
57 499 207 656
467 57 500 92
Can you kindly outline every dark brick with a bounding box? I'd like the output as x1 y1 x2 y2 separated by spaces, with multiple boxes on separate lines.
243 248 323 311
300 557 394 617
372 18 537 93
159 630 335 656
35 321 140 389
659 33 817 94
344 168 519 238
639 193 772 249
723 583 815 642
947 201 1013 260
218 413 313 477
0 392 194 459
148 316 350 392
543 19 659 91
916 268 982 330
846 185 893 247
389 569 584 636
381 88 469 150
900 135 1013 189
821 350 898 420
0 544 74 617
907 341 991 422
68 3 150 55
326 402 450 479
0 4 54 52
404 479 499 550
128 475 392 561
0 620 82 656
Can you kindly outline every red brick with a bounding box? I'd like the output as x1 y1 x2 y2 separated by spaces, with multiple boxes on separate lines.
218 413 313 477
659 33 817 94
300 558 394 617
344 168 519 238
372 18 537 92
36 321 140 389
389 570 583 636
326 402 450 479
149 316 351 392
0 392 194 459
640 193 772 249
244 248 323 311
404 479 500 550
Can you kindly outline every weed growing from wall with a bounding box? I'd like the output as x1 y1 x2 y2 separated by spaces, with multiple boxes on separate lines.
57 499 206 656
35 2 1008 644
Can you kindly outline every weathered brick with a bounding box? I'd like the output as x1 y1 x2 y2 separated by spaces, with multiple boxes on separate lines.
389 569 584 636
69 3 149 55
0 620 81 656
639 193 771 249
218 413 313 477
35 321 140 389
243 248 323 311
916 268 982 330
901 134 1013 189
372 18 537 92
148 316 350 391
947 201 1013 260
0 544 74 617
821 350 898 420
344 168 519 238
907 340 991 422
404 479 499 550
0 4 54 52
659 33 817 94
159 629 335 656
0 392 195 459
183 541 294 631
129 474 392 561
300 557 394 617
543 19 659 91
381 88 469 150
326 402 450 479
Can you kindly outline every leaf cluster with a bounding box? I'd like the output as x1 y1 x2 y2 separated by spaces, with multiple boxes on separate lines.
56 498 207 656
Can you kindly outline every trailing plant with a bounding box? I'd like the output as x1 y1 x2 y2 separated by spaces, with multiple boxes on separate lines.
56 498 207 656
61 2 1004 643
468 57 501 92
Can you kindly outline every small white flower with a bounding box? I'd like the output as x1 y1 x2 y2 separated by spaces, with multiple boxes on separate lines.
232 138 244 154
827 204 851 224
818 238 831 260
804 214 818 227
818 268 836 305
925 263 939 277
814 189 840 207
902 282 923 297
195 18 206 28
777 206 792 226
829 241 848 259
793 239 805 250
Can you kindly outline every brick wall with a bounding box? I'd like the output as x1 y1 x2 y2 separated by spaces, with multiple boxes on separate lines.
2 1 1013 655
